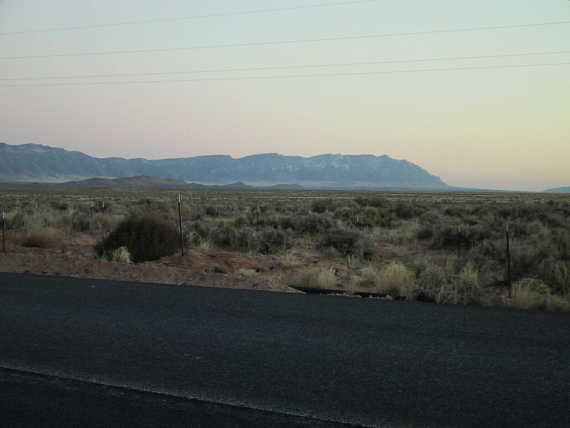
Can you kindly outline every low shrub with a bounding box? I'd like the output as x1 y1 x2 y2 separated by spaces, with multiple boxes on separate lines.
432 225 489 250
210 223 237 249
289 267 337 289
6 212 26 230
96 215 179 263
417 264 449 303
551 229 570 260
354 197 387 208
355 235 376 261
111 246 132 264
393 202 420 220
93 213 123 233
209 223 259 251
537 258 570 295
416 261 480 305
417 226 434 240
320 229 361 258
311 199 334 214
136 197 170 214
544 294 570 311
455 264 481 304
511 278 552 310
71 212 93 232
258 229 290 254
205 206 220 217
335 207 395 229
293 214 333 234
358 265 381 287
377 262 416 298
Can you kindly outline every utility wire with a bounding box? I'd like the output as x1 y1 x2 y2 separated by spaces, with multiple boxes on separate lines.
2 62 568 87
1 50 569 81
1 20 569 61
0 0 379 36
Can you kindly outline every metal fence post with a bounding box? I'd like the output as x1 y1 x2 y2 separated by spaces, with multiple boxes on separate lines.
1 210 6 253
505 222 512 296
178 193 184 257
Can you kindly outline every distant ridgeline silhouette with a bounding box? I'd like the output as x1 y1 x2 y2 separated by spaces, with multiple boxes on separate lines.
0 142 447 188
544 186 570 193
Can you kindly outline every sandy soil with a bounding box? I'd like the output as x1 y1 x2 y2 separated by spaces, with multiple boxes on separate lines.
0 234 296 293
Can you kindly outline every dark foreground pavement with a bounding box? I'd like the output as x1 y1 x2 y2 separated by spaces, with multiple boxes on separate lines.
0 273 569 427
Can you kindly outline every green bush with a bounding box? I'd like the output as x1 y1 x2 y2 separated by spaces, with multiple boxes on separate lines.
208 223 259 252
417 264 448 303
432 225 489 249
258 229 290 254
320 229 361 258
334 207 395 229
354 197 387 208
417 226 434 240
205 206 220 217
551 229 570 260
136 197 170 214
537 258 570 295
293 214 333 235
311 199 334 214
210 223 237 249
71 212 93 232
6 212 26 230
355 235 376 261
393 202 420 220
96 215 179 263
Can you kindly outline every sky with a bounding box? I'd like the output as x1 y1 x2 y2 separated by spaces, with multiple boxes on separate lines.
0 0 569 191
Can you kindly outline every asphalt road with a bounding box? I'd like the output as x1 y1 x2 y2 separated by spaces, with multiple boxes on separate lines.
1 273 569 427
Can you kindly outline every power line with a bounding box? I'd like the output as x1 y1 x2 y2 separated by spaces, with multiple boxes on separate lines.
1 62 568 87
0 0 379 36
1 20 569 61
1 50 569 81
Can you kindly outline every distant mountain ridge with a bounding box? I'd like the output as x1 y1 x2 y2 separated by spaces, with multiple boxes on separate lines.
56 176 303 190
545 186 570 194
0 142 447 189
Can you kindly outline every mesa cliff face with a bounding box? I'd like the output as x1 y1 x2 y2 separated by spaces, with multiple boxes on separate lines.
0 143 447 188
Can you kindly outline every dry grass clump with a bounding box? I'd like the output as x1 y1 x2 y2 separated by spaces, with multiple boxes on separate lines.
511 278 570 311
111 246 132 264
376 262 416 298
359 265 381 286
416 264 449 303
21 228 63 249
418 262 481 305
455 264 481 305
237 268 259 277
278 252 304 270
289 267 338 289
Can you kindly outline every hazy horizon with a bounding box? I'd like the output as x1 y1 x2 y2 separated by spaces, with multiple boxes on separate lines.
1 0 569 191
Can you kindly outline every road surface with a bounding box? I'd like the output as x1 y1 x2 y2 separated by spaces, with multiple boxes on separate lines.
1 273 569 427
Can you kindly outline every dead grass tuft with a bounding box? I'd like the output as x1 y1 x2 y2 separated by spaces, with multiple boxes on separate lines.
289 267 338 289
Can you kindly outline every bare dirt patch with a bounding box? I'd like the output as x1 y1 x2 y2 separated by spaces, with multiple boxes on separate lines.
0 239 296 293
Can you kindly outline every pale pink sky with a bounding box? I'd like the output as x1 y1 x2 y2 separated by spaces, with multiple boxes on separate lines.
1 0 569 190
